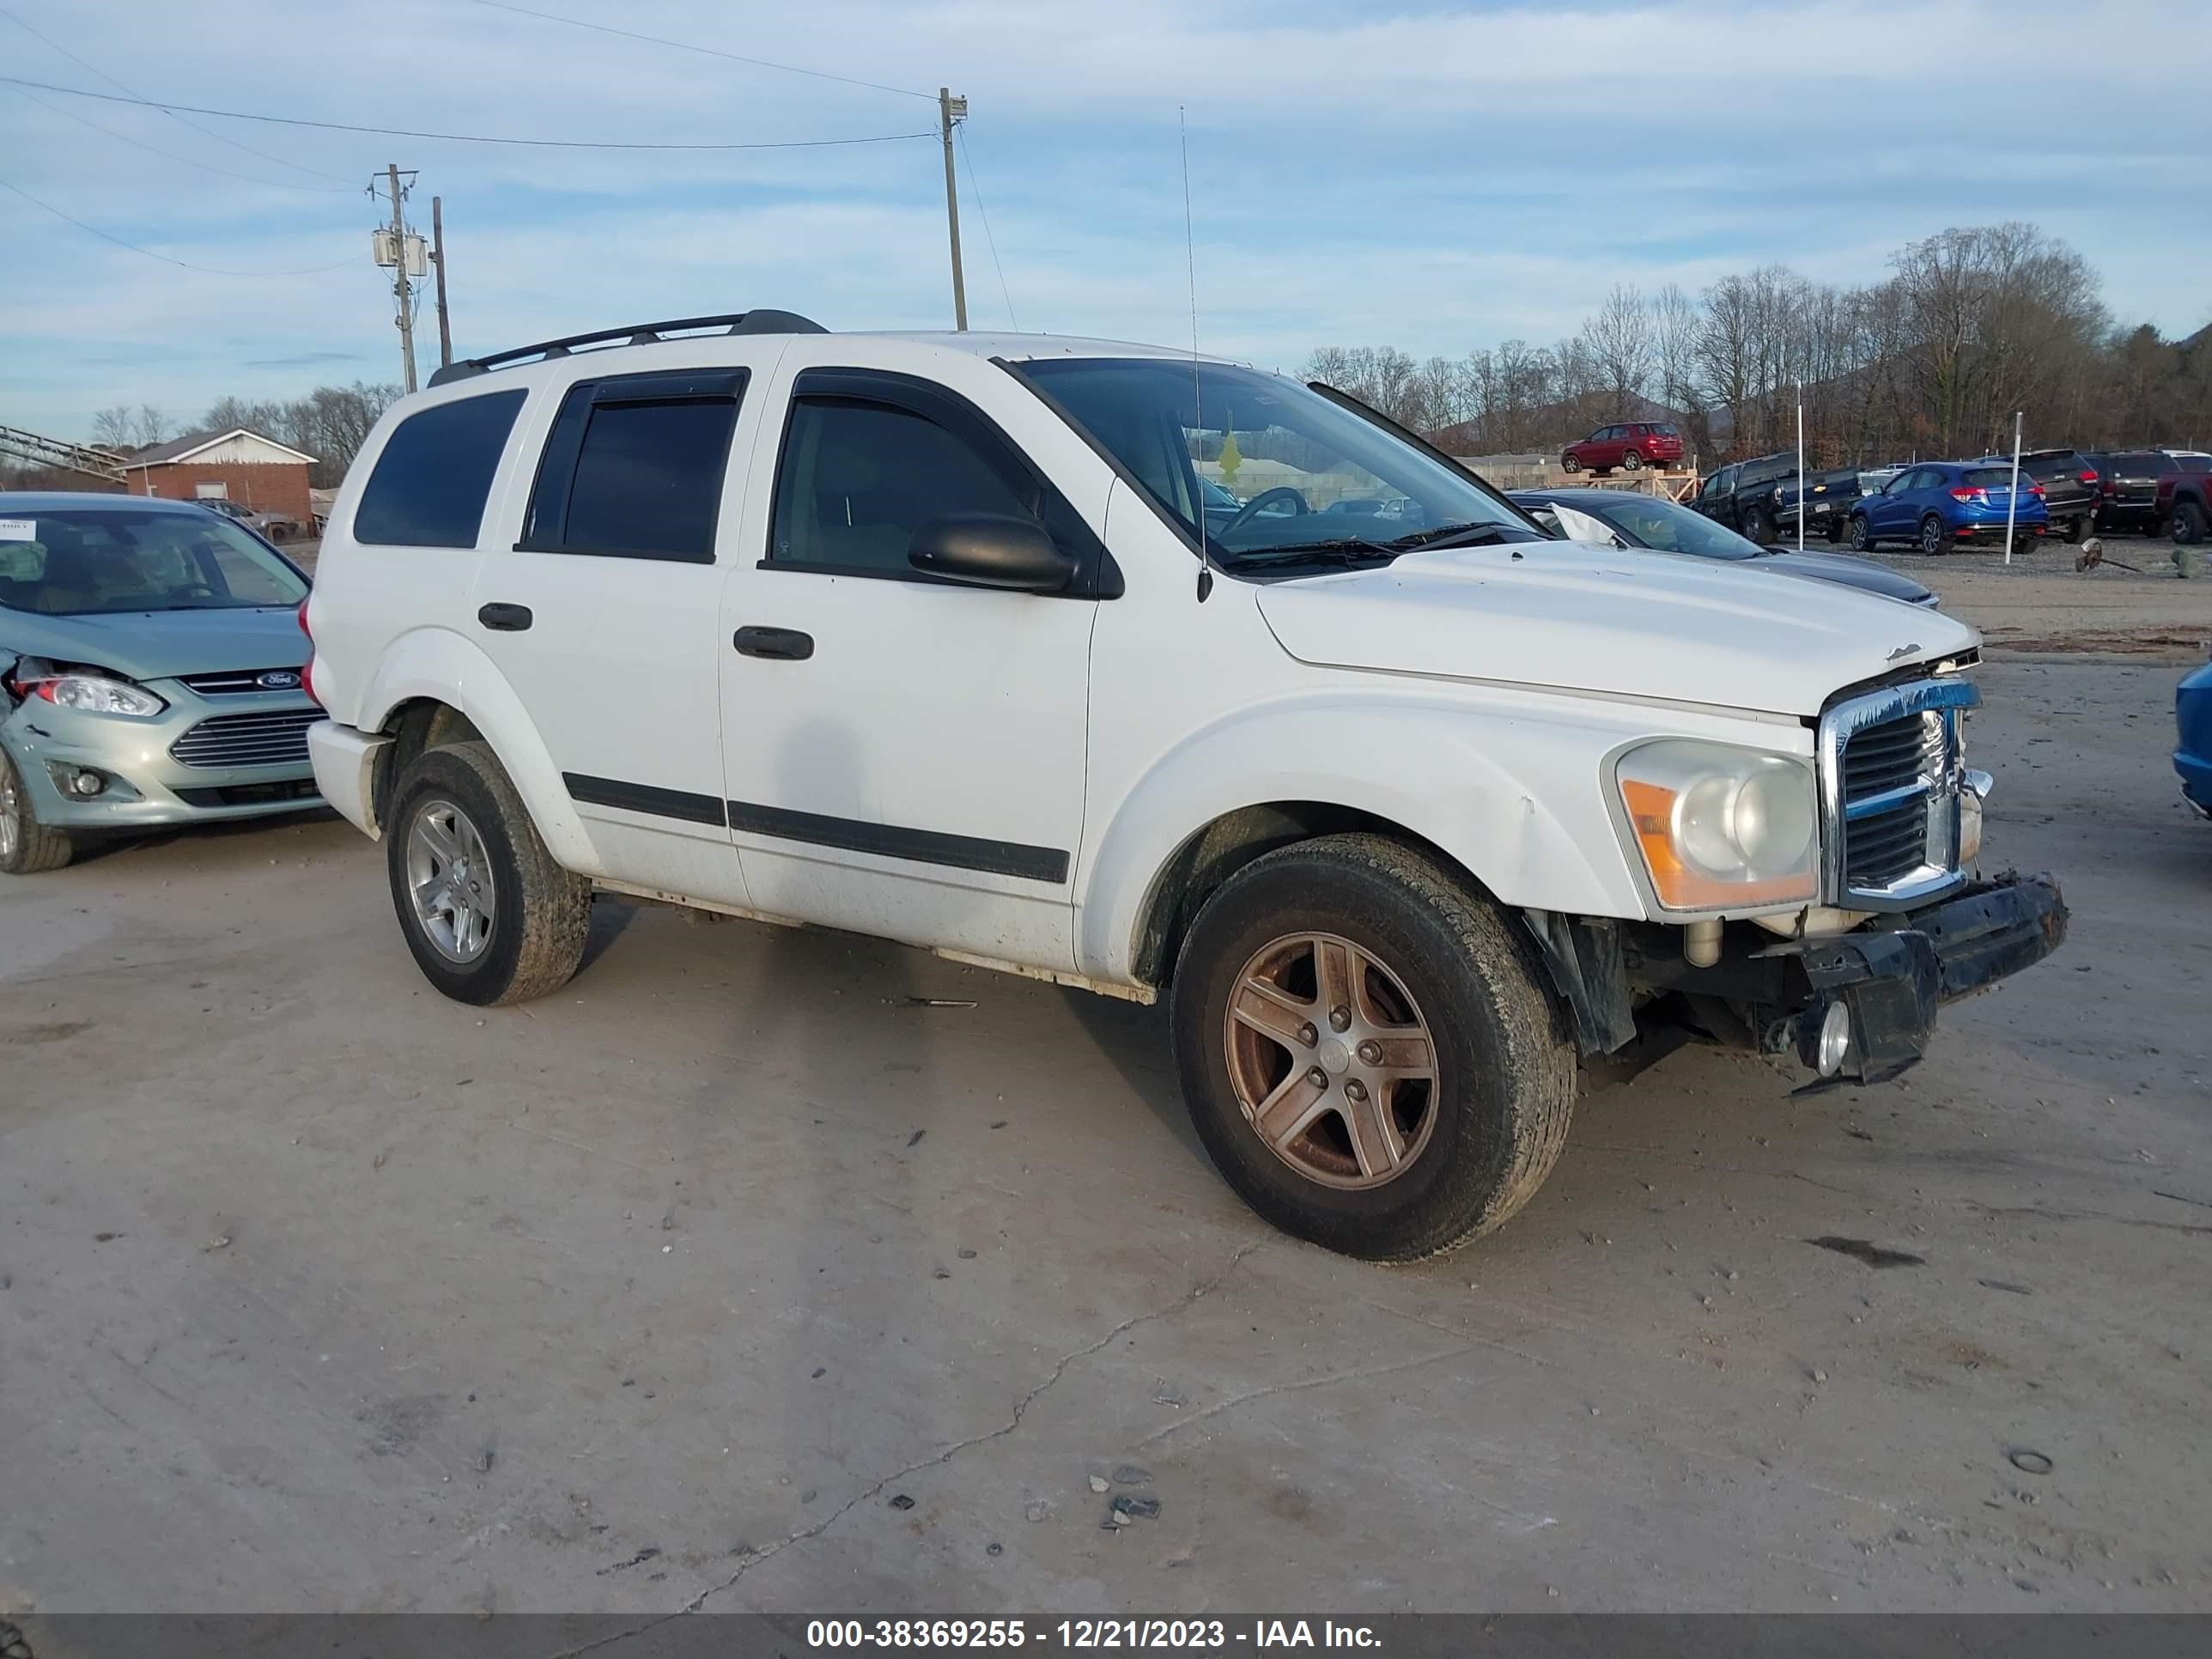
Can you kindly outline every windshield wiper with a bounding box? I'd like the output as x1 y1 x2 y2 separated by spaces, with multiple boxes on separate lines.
1222 538 1402 570
1386 520 1516 550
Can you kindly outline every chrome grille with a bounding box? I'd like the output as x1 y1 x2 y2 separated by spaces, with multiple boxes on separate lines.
177 667 305 696
1818 678 1978 909
168 708 324 770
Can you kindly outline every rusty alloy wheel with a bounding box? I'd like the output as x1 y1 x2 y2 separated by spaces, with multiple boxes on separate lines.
1222 931 1439 1189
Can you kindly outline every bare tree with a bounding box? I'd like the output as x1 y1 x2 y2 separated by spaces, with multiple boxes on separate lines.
1581 284 1654 420
133 404 169 447
89 405 135 450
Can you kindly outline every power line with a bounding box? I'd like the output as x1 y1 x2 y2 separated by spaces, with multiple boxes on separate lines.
0 3 356 187
466 0 935 101
3 82 356 195
0 174 360 276
956 124 1017 331
0 76 939 152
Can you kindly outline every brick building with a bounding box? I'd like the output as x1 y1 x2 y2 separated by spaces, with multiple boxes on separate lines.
122 428 318 523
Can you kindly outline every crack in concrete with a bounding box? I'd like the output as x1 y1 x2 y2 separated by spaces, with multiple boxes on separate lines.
543 1237 1262 1654
1128 1342 1484 1449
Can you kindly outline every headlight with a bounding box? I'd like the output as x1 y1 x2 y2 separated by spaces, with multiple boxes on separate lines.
33 674 167 718
1614 738 1818 912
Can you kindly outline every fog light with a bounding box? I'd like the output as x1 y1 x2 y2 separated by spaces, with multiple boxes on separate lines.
1816 1001 1852 1077
71 769 106 797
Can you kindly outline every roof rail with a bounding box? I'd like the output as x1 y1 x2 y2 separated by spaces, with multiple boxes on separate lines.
427 308 828 387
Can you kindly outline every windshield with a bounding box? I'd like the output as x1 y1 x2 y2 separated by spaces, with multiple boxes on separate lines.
1582 493 1761 560
1017 357 1535 567
0 507 307 617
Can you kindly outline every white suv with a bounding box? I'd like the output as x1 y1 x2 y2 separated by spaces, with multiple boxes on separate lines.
304 310 2066 1260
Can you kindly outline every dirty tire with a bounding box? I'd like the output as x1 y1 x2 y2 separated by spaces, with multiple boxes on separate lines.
0 744 75 874
1170 834 1575 1261
1849 513 1875 552
1919 514 1948 556
1741 505 1772 544
2173 500 2208 546
386 740 588 1006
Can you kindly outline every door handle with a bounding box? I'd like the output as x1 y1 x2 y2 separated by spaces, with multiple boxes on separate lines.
733 625 814 660
478 603 533 632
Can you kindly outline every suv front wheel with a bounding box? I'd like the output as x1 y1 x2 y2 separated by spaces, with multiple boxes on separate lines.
1170 835 1575 1261
386 740 590 1006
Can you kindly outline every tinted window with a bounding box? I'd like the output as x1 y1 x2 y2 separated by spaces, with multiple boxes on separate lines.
2113 453 2165 475
1650 422 1679 437
565 400 737 559
1963 467 2020 487
770 399 1035 574
2180 455 2212 475
354 390 526 548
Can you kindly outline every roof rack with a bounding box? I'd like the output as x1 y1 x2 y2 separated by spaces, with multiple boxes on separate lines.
427 308 828 387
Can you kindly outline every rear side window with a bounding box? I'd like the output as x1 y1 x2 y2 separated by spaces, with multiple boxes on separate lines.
353 390 526 548
522 369 747 562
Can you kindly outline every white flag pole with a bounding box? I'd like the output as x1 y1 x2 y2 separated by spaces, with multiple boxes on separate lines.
1796 384 1806 553
2004 410 2023 565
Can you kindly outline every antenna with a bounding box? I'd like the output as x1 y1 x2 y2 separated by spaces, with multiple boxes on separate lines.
1180 106 1213 602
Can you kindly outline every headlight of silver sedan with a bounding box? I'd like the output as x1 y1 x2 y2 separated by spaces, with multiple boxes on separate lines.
30 672 167 718
1614 738 1818 912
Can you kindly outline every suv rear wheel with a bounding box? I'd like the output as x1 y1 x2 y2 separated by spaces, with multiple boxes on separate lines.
1170 834 1575 1261
0 746 75 875
1919 514 1948 556
1621 449 1644 471
386 740 589 1006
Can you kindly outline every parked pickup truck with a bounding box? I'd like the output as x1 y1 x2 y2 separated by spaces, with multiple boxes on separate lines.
302 310 2067 1261
1773 467 1866 544
1688 452 1799 544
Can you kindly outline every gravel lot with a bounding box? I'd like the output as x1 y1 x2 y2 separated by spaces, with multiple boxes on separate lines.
3 544 2209 1618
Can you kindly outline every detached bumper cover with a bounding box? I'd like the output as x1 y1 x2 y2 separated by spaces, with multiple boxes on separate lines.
1759 873 2067 1081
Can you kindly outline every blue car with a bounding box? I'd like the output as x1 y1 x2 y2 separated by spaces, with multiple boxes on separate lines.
2178 660 2212 818
1847 462 2049 556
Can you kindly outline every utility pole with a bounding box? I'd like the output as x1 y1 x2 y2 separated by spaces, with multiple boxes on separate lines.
938 88 968 331
431 195 453 370
386 163 417 393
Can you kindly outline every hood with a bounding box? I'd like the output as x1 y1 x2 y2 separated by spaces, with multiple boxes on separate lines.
7 605 307 681
1254 543 1977 717
1750 548 1935 605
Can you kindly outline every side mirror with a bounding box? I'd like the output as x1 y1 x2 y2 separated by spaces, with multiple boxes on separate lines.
908 513 1079 592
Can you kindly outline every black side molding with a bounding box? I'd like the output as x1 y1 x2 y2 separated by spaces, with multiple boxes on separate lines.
561 773 1071 884
728 799 1068 884
563 773 726 827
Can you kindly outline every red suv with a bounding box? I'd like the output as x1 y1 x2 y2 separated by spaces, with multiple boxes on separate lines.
1562 421 1683 475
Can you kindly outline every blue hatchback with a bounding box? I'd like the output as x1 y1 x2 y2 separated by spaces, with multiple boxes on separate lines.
2177 660 2212 818
1847 462 2049 556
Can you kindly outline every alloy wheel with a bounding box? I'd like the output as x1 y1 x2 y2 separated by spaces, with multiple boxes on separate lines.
1922 517 1943 555
1222 931 1440 1189
0 767 19 861
405 797 497 963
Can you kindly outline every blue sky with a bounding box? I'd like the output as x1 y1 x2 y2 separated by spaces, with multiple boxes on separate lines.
3 0 2207 441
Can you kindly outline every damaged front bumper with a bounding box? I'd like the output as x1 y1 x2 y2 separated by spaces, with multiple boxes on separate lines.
1727 874 2067 1083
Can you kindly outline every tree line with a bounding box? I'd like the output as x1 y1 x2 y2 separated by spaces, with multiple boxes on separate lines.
1304 222 2212 467
87 383 403 490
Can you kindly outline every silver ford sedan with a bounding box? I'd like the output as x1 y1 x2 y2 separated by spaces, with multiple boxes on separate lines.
1 492 321 874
